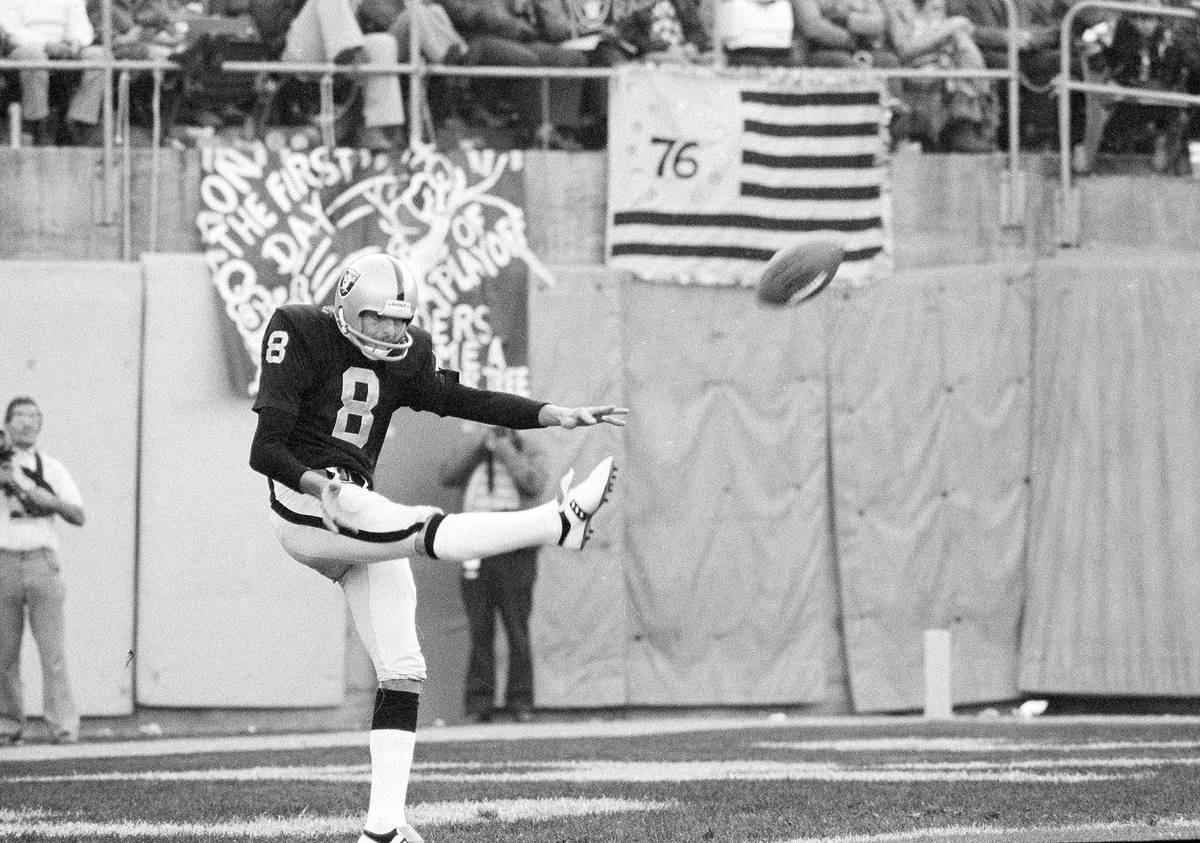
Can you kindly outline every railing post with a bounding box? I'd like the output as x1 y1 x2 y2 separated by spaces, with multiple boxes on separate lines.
7 102 20 149
1055 183 1082 247
119 70 132 260
149 68 163 254
1000 0 1024 228
409 9 423 149
99 0 115 226
540 77 552 149
319 72 335 148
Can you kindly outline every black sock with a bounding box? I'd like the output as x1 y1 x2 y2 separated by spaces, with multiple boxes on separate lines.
372 688 419 732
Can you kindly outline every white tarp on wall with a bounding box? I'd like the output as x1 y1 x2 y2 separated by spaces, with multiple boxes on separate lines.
135 254 346 707
0 261 140 717
1021 248 1200 695
829 264 1032 712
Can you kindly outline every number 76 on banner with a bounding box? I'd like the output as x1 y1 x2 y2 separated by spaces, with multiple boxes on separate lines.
613 106 743 213
649 137 700 179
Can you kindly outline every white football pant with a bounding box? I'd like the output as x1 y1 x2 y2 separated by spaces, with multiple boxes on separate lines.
270 483 436 683
270 482 441 580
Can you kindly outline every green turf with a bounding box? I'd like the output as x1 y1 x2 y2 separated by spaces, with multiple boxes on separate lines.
2 718 1200 841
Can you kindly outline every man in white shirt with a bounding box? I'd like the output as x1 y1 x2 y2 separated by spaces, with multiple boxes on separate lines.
0 397 85 744
0 0 111 144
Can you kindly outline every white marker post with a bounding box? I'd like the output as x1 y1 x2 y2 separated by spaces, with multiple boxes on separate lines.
923 628 953 719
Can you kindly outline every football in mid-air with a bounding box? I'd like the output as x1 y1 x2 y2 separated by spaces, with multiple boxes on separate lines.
755 240 844 306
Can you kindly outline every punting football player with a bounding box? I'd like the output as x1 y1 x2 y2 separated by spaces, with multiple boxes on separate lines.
249 252 627 843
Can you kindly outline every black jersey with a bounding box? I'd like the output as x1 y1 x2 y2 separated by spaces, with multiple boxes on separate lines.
252 305 545 486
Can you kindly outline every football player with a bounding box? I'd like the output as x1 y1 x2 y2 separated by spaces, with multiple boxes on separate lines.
249 252 627 843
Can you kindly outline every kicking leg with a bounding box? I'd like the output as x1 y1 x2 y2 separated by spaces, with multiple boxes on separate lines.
271 456 617 570
427 457 617 560
341 561 426 843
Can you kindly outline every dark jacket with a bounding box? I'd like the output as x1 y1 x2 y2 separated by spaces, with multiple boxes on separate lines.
248 0 306 53
439 0 539 40
616 0 710 54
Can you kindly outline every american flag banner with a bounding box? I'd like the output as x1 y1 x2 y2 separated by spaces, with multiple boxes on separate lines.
606 65 892 286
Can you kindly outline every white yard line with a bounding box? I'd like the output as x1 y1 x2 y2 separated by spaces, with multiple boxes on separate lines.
874 756 1200 770
759 738 1200 753
0 717 790 762
0 797 669 838
777 817 1200 843
2 714 1199 763
3 758 1135 785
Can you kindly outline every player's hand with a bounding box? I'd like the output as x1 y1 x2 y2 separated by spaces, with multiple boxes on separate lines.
542 405 630 429
318 477 358 535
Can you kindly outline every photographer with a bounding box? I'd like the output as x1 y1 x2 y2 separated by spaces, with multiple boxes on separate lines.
440 423 547 724
0 397 84 745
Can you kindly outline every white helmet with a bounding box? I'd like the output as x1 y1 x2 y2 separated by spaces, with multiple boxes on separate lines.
333 253 420 361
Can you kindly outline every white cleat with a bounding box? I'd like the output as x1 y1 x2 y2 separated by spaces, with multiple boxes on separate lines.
358 825 423 843
557 456 617 550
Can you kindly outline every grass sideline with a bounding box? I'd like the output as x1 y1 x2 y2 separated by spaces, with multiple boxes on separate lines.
3 715 1200 842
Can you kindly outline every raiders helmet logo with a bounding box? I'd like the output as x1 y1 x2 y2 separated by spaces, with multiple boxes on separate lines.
337 267 361 298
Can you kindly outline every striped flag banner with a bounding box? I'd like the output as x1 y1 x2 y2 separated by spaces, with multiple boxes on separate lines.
606 65 892 287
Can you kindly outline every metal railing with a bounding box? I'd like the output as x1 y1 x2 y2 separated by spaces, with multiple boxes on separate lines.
0 57 173 240
1 0 1033 257
1055 0 1200 245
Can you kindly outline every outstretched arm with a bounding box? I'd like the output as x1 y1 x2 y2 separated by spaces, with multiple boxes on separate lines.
537 405 630 429
420 363 629 431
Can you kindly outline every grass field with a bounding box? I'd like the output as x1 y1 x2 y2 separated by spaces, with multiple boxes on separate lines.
3 715 1200 842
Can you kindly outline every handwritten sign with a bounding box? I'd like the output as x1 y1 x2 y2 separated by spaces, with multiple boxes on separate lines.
198 143 552 395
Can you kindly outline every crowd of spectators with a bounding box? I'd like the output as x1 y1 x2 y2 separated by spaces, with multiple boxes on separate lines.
1 0 1199 160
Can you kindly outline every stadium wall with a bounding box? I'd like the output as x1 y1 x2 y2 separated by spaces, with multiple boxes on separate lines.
6 149 1200 265
1021 248 1200 697
0 262 141 718
135 255 347 708
2 151 1199 717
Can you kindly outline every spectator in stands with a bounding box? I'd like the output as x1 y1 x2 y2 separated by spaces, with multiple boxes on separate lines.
0 397 86 746
1079 2 1198 170
716 0 799 66
947 0 1067 79
795 0 898 68
597 0 713 65
249 0 406 149
881 0 998 151
1160 0 1200 101
532 0 640 147
356 0 470 128
438 0 589 148
0 0 112 145
358 0 467 63
945 0 1069 149
86 0 184 61
83 0 185 133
